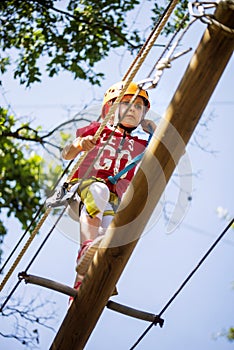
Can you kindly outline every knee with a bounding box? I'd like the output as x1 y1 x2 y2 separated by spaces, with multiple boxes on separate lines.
82 181 110 218
89 182 110 205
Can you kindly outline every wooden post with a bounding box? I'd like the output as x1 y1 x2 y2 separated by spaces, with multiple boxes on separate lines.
51 2 234 349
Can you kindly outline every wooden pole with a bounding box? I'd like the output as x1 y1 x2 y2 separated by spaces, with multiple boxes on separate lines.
51 2 234 349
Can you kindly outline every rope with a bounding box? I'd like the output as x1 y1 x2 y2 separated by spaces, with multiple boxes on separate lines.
66 0 182 188
147 12 191 79
189 1 234 34
0 44 141 298
123 0 179 84
205 16 234 34
123 0 179 81
129 218 234 349
136 13 196 92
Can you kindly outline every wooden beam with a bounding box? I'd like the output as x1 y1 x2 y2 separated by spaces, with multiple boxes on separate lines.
20 272 158 323
51 2 234 349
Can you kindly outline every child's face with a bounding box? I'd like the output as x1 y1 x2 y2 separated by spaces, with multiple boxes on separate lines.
119 95 145 128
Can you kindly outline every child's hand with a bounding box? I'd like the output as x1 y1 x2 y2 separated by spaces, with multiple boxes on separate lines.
141 119 156 134
80 135 96 151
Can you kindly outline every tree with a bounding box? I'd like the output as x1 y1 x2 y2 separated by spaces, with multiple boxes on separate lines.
0 108 43 239
0 0 141 86
0 0 188 86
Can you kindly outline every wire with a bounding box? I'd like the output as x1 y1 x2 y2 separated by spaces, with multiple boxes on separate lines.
129 218 234 349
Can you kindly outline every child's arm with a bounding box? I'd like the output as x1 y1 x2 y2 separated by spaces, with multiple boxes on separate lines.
62 135 96 160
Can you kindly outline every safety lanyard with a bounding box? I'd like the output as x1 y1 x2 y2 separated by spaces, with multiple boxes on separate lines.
107 131 153 185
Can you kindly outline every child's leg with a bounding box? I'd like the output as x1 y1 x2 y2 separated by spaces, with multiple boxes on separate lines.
79 207 102 242
71 181 110 296
79 181 110 242
99 207 115 236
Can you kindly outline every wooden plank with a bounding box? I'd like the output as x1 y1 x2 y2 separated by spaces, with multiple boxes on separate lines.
51 2 234 349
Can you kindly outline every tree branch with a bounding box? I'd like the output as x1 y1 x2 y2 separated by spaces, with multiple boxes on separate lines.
41 116 92 139
0 295 57 348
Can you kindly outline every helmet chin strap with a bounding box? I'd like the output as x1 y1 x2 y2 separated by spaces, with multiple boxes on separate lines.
117 122 137 134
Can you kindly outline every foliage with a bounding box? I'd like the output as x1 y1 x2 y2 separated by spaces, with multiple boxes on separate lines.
227 327 234 341
0 108 44 241
0 0 143 86
151 0 189 35
0 0 190 87
0 0 200 346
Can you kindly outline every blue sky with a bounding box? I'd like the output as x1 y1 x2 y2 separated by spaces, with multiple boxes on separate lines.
0 3 233 350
